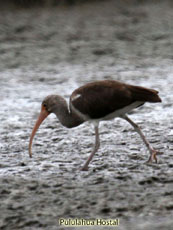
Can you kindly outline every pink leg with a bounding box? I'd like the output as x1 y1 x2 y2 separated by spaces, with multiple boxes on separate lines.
81 125 100 171
123 115 161 163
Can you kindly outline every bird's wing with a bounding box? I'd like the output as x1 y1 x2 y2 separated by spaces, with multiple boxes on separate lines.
70 81 134 119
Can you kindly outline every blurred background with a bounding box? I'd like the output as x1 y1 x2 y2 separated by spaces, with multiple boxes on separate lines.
0 0 172 70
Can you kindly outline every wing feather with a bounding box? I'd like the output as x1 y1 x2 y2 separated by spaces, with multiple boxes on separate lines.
70 80 161 119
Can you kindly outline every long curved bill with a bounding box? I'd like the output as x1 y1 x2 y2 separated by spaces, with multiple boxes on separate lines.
29 105 49 158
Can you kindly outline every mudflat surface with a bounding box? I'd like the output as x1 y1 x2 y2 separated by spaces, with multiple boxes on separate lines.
0 0 173 229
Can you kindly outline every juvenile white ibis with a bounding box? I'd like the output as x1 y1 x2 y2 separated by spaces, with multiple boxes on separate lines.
29 80 162 171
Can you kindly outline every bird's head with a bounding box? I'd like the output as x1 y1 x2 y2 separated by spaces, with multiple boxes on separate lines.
29 95 61 158
42 95 64 113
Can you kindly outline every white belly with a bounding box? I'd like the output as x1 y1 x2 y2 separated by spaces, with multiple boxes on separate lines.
71 101 143 123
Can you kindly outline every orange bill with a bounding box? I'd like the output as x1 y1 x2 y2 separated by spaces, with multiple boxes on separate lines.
29 105 49 158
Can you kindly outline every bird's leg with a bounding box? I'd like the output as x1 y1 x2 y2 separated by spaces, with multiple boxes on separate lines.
123 115 160 163
81 125 100 171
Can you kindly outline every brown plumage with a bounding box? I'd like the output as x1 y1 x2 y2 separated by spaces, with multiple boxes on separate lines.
71 80 161 119
29 80 162 171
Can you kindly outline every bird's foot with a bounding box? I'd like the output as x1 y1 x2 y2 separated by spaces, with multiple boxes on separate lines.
80 165 89 171
146 149 163 164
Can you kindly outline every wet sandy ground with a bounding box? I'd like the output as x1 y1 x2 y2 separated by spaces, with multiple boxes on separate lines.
0 0 173 229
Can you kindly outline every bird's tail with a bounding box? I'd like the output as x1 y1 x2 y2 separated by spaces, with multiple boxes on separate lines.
129 85 162 103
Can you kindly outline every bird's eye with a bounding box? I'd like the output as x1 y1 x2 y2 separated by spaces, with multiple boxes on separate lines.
43 103 47 108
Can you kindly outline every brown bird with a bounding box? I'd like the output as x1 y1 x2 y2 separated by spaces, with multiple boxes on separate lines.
29 80 162 171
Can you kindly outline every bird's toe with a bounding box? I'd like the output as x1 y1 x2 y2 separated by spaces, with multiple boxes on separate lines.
146 149 163 164
80 166 89 171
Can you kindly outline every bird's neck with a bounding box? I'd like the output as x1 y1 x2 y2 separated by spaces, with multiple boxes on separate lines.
53 98 84 128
